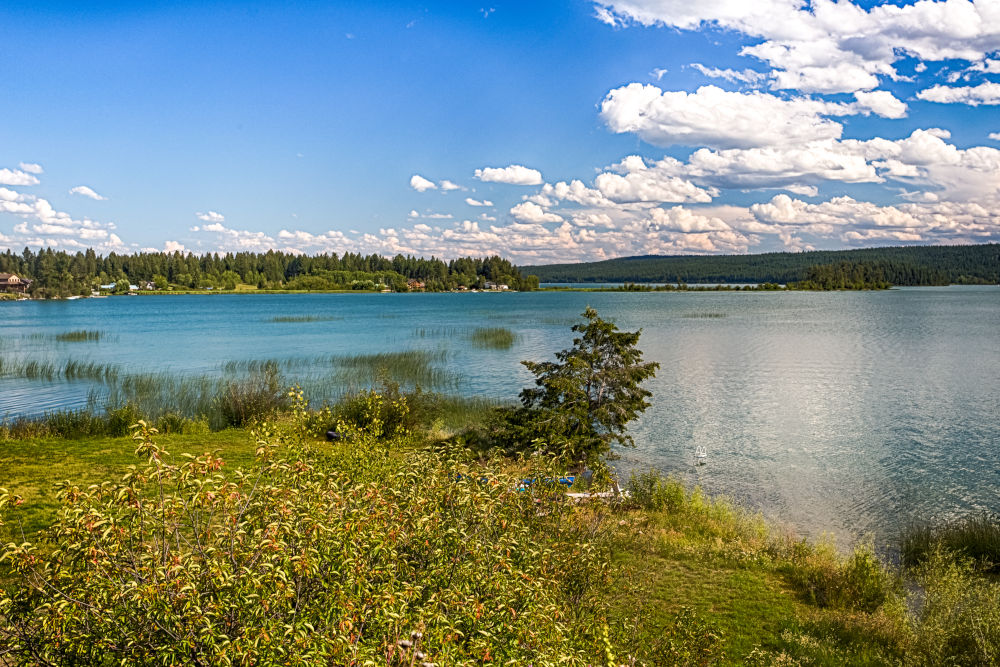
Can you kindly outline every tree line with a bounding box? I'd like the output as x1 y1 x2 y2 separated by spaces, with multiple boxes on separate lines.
524 243 1000 286
0 248 540 297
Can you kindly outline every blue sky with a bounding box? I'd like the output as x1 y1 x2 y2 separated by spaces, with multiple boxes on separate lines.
1 1 999 263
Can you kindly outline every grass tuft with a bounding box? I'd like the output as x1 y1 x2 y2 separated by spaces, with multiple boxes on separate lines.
267 315 343 323
468 327 517 350
54 330 104 342
901 512 1000 572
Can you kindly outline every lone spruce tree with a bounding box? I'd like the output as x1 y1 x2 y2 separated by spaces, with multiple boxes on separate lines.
519 307 659 470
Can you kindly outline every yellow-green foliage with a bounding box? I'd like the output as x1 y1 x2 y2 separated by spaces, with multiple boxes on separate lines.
906 547 1000 666
0 396 613 665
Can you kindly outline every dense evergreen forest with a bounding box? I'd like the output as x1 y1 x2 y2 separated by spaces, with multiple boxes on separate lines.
526 244 1000 286
0 248 539 298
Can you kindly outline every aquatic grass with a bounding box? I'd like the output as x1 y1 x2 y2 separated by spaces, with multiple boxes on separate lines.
54 330 104 342
901 512 1000 572
266 315 343 323
680 312 728 319
412 326 465 339
0 358 122 383
331 349 455 390
468 326 518 350
222 350 456 392
407 392 505 433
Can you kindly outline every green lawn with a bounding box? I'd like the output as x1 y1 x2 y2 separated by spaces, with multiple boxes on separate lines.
0 430 256 538
599 503 907 666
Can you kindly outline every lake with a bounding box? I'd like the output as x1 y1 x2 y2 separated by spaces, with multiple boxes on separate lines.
2 287 999 547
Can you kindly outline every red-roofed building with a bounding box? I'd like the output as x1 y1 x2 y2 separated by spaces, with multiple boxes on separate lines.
0 273 31 294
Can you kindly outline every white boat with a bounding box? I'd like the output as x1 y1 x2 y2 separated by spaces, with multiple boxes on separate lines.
695 446 707 463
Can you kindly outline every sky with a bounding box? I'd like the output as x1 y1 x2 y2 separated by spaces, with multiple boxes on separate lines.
1 0 999 264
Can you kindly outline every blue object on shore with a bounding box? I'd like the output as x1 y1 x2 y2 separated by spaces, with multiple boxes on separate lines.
517 476 575 491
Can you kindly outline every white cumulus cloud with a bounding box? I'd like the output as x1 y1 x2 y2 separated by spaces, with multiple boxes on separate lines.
69 185 107 201
409 174 437 192
595 0 1000 94
510 201 563 223
600 84 854 150
18 162 43 175
853 90 908 118
196 211 225 223
465 197 494 207
474 164 543 185
917 81 1000 106
0 168 40 186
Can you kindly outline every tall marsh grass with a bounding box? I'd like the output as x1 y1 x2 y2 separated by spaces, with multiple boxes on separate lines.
901 512 1000 572
223 350 456 392
468 326 517 350
680 312 728 319
54 330 104 342
267 315 343 323
0 358 121 383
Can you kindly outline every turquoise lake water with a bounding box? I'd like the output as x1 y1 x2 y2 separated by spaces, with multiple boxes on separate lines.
2 287 999 546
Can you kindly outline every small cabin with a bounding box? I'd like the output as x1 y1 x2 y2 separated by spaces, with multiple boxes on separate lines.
406 279 425 290
0 273 31 294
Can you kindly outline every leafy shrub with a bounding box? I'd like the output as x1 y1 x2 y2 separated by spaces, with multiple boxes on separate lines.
153 411 188 434
627 470 686 512
0 405 143 441
907 547 1000 666
214 369 286 428
104 403 143 437
334 381 413 438
0 402 614 664
787 542 897 612
630 606 725 667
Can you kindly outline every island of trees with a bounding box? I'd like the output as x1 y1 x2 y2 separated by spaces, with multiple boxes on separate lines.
0 248 540 298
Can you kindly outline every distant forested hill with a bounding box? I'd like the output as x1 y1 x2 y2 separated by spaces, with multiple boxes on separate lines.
524 244 1000 286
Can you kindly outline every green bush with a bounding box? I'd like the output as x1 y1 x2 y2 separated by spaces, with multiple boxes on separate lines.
153 412 189 434
0 400 615 664
627 606 725 667
333 382 413 438
788 543 898 612
627 470 686 512
104 403 143 437
214 369 286 428
907 547 1000 666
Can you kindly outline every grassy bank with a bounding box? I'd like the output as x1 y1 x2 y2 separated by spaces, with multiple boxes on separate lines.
2 396 998 664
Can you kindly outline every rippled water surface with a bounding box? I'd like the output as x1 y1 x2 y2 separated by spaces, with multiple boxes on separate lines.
2 288 998 544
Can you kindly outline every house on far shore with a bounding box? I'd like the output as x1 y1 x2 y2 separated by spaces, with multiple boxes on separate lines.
0 273 32 294
407 279 425 291
484 281 509 291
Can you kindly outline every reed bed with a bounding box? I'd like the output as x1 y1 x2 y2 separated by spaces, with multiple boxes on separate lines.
221 350 455 391
1 346 459 437
0 358 122 383
266 315 343 323
468 326 517 350
412 326 465 339
331 350 455 390
54 330 104 342
901 512 1000 572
